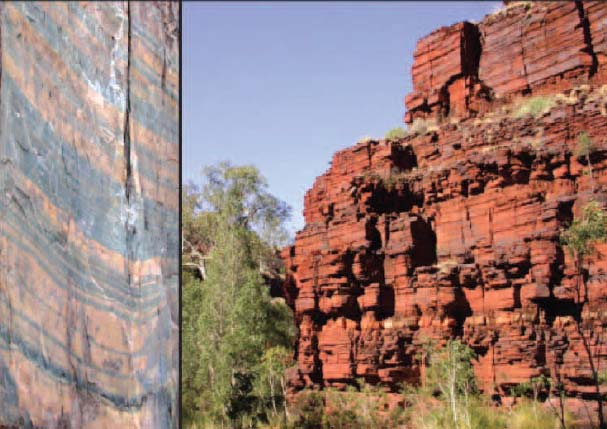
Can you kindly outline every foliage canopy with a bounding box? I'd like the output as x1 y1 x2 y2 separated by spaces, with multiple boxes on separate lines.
182 162 295 428
560 201 607 259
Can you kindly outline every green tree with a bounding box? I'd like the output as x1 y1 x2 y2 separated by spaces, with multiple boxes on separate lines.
182 271 204 422
182 162 295 428
561 201 607 429
575 132 596 193
289 391 325 429
200 162 290 247
423 339 478 429
254 346 293 426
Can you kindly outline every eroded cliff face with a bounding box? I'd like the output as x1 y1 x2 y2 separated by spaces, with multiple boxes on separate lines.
0 2 179 428
283 0 607 419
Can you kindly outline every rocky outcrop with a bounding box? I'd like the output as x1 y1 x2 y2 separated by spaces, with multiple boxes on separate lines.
405 1 607 124
404 21 485 124
0 3 179 428
284 0 607 421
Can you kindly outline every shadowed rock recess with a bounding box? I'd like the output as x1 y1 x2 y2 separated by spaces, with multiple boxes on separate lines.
282 0 607 420
0 2 178 429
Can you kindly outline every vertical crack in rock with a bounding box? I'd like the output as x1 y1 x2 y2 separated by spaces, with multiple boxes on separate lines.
519 20 532 95
575 0 599 77
124 1 133 203
0 2 178 427
124 1 135 293
461 22 481 79
161 49 167 93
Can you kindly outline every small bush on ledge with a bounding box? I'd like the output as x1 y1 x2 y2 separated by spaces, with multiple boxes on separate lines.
382 168 419 190
385 127 407 140
513 95 556 119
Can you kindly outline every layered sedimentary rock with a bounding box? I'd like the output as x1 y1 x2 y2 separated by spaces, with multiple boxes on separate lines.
0 2 179 428
405 1 607 124
284 0 607 421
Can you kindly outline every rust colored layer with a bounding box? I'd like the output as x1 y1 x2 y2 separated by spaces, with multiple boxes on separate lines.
404 1 607 124
285 1 607 423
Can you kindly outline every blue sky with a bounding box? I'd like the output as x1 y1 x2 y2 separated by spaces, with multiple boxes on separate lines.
184 1 502 235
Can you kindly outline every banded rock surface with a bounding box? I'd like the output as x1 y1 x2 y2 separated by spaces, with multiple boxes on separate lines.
0 2 179 428
283 0 607 422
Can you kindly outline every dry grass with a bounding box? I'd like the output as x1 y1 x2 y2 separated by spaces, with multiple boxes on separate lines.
409 118 438 136
358 136 375 144
512 96 557 119
383 168 419 189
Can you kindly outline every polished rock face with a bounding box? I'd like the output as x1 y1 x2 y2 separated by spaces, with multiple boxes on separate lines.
0 2 178 428
283 0 607 421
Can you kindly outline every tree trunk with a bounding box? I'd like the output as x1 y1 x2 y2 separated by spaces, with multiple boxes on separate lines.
281 376 289 420
558 389 566 429
270 373 278 417
546 355 566 429
587 153 595 194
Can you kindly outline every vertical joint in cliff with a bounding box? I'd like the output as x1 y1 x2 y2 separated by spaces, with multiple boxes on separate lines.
575 0 599 77
439 21 483 119
461 21 482 80
124 1 133 203
519 24 532 95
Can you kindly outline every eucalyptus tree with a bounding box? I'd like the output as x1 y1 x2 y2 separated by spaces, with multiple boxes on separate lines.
182 162 295 428
561 201 607 429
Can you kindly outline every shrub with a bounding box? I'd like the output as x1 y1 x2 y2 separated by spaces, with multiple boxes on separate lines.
416 340 487 429
575 131 595 159
288 391 324 429
560 200 607 258
510 375 550 401
382 168 418 190
288 382 406 429
411 395 507 429
354 380 406 429
513 96 556 119
322 388 360 429
509 401 560 429
385 127 407 140
575 131 597 192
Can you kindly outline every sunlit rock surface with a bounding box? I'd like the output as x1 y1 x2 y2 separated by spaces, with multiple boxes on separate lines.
0 2 179 428
283 0 607 423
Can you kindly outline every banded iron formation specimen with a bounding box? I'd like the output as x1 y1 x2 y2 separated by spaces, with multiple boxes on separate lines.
0 2 179 428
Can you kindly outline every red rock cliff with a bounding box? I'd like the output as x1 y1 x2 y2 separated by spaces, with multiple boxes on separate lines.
283 0 607 419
